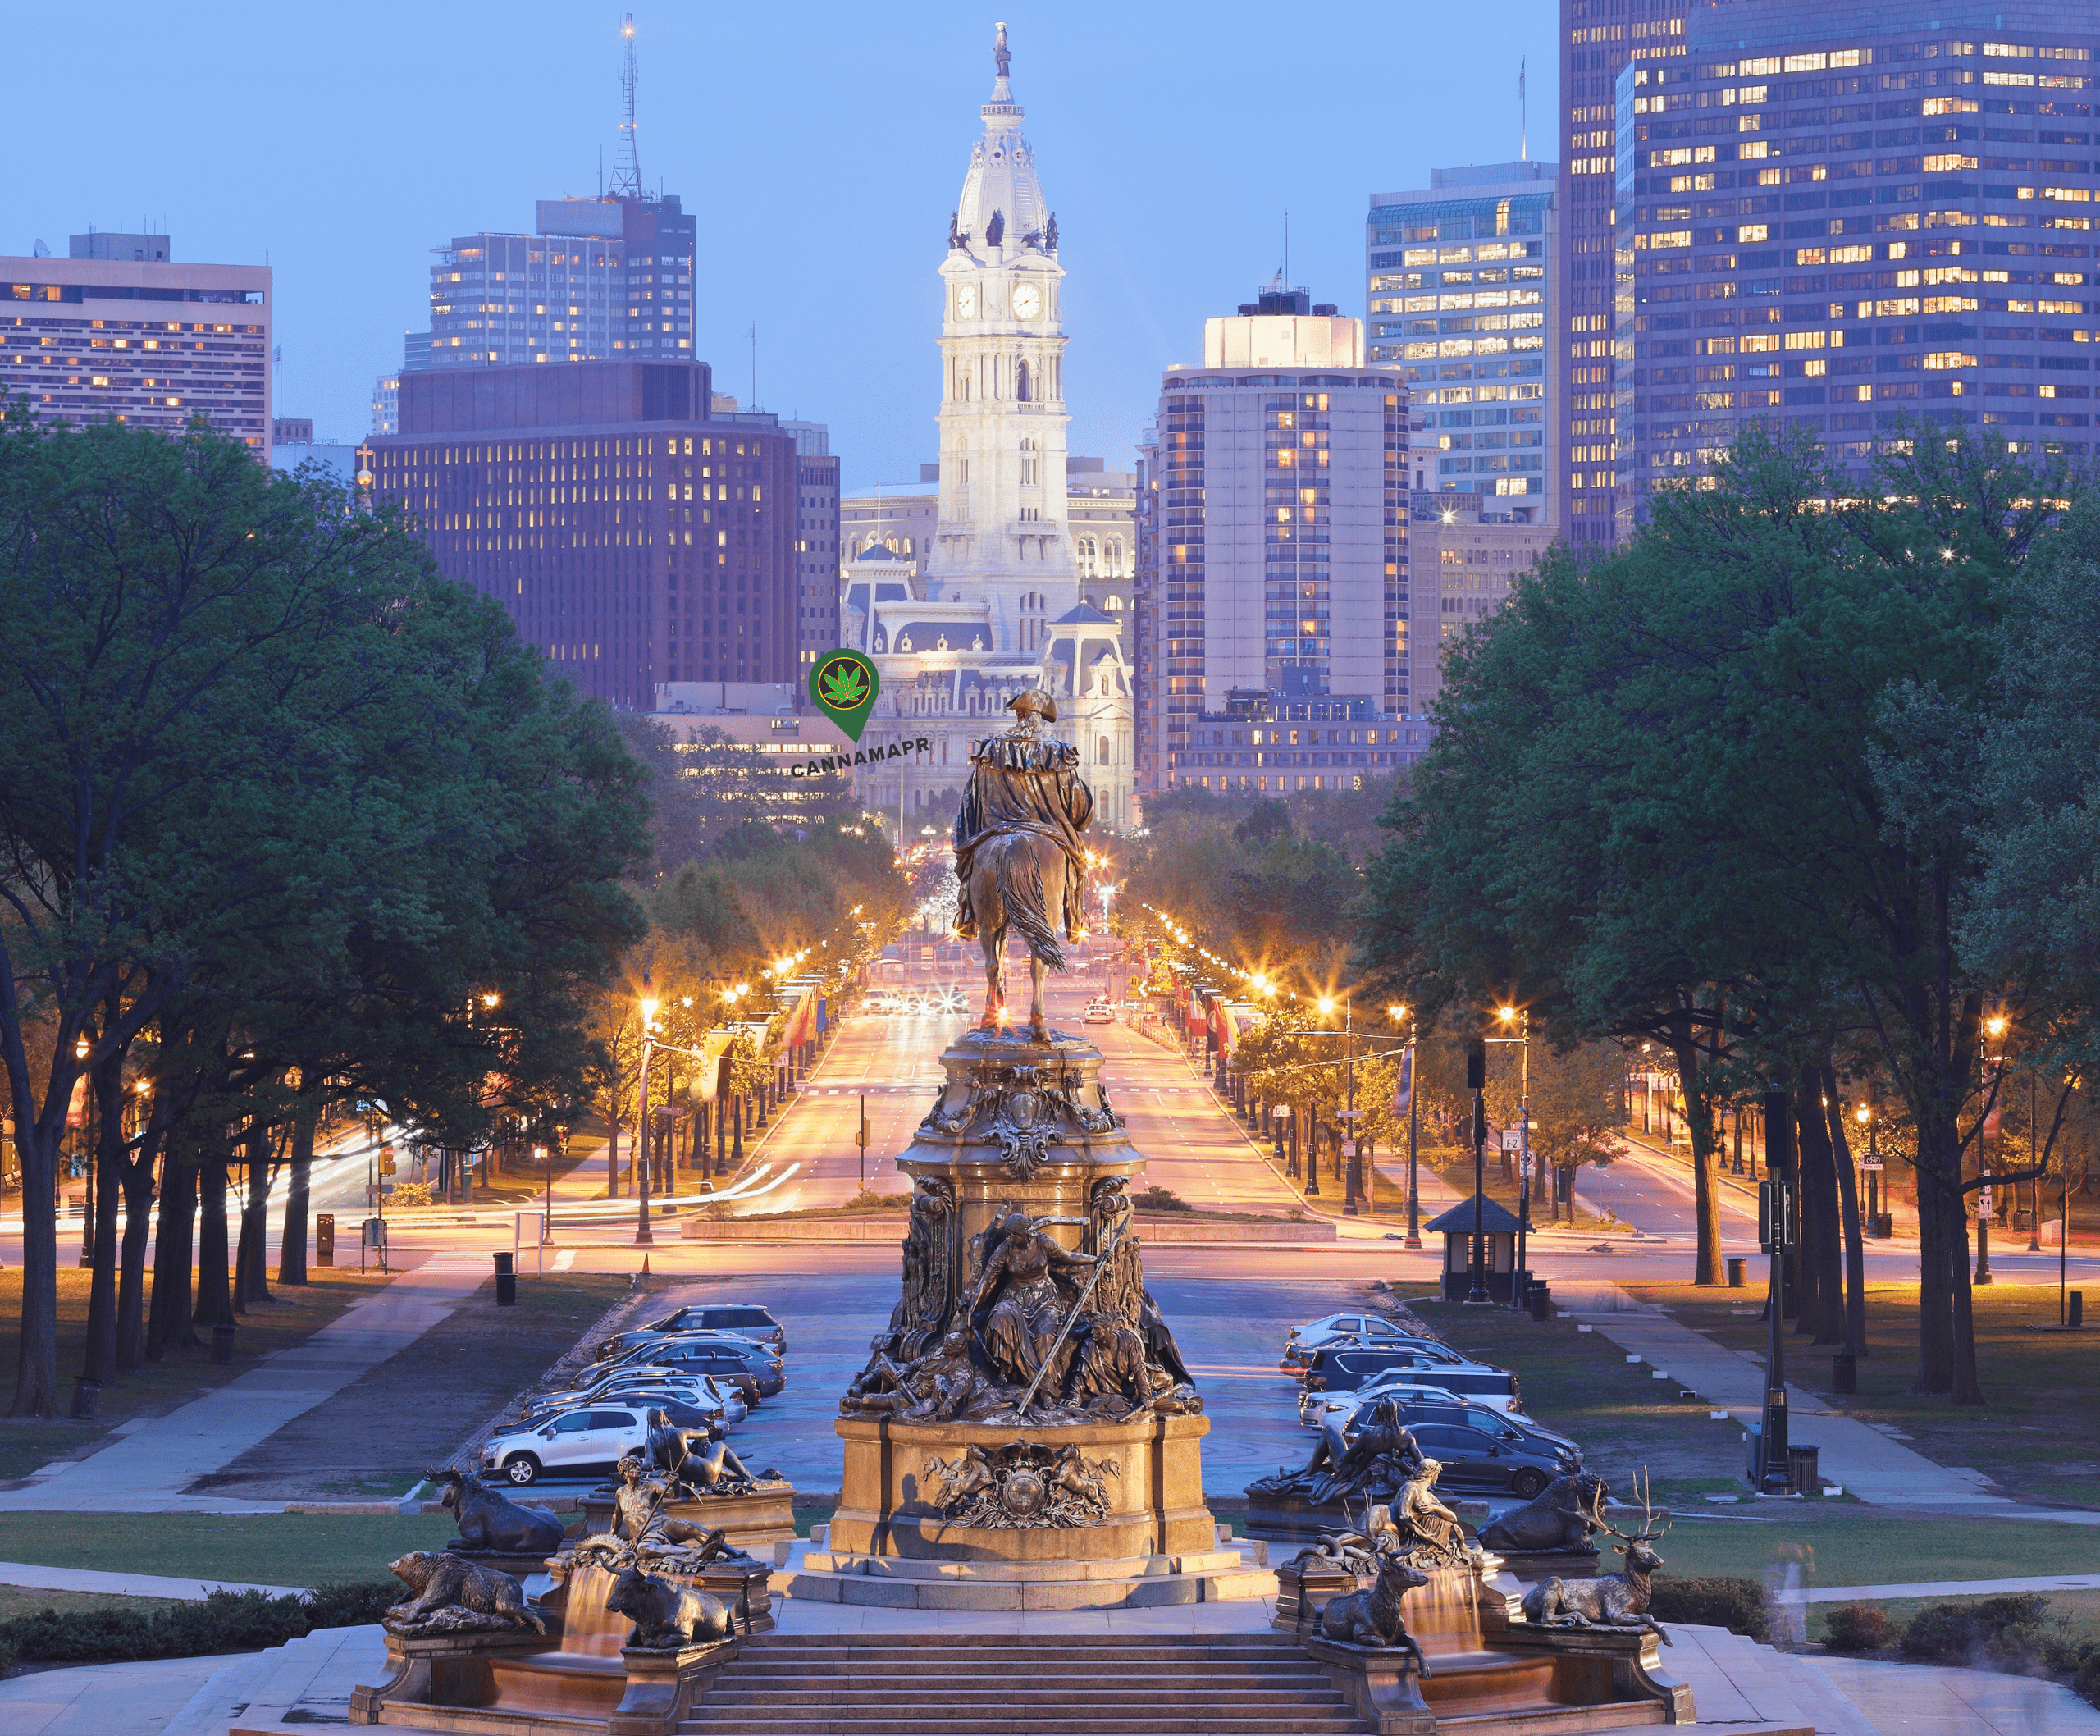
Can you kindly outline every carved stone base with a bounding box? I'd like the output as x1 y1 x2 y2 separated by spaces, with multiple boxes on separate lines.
1491 1547 1601 1586
1307 1636 1438 1736
348 1623 740 1736
831 1410 1215 1563
578 1480 795 1554
1273 1557 1365 1633
1244 1487 1493 1551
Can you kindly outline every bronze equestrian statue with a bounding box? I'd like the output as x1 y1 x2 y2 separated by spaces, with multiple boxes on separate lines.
952 688 1094 1039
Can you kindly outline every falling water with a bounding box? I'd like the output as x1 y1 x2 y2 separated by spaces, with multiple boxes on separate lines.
555 1560 631 1659
1406 1565 1491 1659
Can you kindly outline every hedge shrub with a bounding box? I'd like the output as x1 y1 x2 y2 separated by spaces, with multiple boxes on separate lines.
0 1582 398 1667
1822 1601 1898 1655
1900 1593 2052 1670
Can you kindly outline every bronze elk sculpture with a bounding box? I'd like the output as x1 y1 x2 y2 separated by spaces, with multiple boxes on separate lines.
1518 1475 1673 1647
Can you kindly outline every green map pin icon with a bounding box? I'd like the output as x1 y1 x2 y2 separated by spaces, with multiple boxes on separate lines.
810 648 880 742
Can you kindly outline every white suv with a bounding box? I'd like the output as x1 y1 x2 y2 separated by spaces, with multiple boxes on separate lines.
482 1405 651 1486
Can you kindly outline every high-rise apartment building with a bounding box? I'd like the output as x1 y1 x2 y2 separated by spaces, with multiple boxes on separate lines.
356 360 802 710
1561 0 1694 545
1367 162 1560 523
0 231 271 455
372 373 399 434
424 194 696 370
1616 2 2099 530
793 432 842 671
1132 287 1414 797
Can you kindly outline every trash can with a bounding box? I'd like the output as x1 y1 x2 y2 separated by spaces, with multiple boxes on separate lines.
1873 1213 1893 1239
1787 1442 1821 1492
494 1250 517 1308
315 1213 335 1267
1831 1354 1856 1394
1527 1281 1552 1323
1726 1257 1747 1288
71 1377 101 1419
212 1323 237 1365
2073 1291 2085 1329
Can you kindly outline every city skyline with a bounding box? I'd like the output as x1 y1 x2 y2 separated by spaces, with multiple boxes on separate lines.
0 2 1559 487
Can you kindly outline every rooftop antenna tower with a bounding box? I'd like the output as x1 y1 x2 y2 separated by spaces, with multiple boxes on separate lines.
609 14 643 199
1520 59 1529 161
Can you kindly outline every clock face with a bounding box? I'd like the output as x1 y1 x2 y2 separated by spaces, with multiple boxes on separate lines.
956 284 977 319
1011 282 1043 321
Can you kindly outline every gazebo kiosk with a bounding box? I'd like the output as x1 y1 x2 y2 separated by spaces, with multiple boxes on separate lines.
1427 1195 1531 1301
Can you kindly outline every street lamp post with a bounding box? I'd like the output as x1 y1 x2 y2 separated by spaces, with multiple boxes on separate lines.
635 979 659 1247
1387 1006 1420 1248
1978 1015 2006 1286
1465 1039 1489 1304
2029 1066 2043 1253
1758 1081 1794 1492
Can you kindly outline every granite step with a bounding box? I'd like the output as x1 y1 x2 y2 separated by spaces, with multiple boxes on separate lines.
707 1684 1351 1709
681 1719 1367 1735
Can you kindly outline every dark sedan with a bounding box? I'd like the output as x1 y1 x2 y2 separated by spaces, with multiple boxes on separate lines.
616 1337 785 1400
1404 1418 1577 1500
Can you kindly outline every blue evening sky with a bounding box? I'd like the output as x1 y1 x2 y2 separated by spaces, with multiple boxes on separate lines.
3 2 1559 487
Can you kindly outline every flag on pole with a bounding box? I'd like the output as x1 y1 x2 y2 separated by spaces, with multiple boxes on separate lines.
1393 1048 1413 1116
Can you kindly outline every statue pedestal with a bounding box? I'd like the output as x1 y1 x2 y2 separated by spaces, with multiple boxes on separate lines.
831 1411 1213 1560
578 1481 795 1556
790 1412 1254 1609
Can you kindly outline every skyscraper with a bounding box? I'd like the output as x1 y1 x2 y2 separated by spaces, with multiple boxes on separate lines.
1132 286 1416 798
0 231 272 456
1367 162 1560 520
356 360 803 710
1560 0 1694 546
418 24 694 372
1614 2 2099 531
839 26 1134 831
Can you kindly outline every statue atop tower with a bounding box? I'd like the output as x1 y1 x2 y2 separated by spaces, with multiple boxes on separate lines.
994 20 1011 80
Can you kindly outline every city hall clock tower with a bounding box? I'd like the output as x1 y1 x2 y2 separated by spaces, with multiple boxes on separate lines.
846 23 1132 834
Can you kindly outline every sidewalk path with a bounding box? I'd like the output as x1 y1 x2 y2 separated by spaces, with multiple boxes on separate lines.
1557 1283 2100 1518
1778 1569 2100 1605
0 1250 491 1514
0 1561 307 1600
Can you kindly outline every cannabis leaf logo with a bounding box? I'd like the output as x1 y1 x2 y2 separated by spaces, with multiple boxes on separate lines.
819 660 870 710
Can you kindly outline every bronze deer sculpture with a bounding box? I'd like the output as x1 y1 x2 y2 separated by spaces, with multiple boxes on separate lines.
1518 1473 1673 1646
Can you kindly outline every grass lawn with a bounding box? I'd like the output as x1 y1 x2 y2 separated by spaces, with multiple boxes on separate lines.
0 1267 392 1482
1808 1586 2100 1646
1409 1296 1751 1501
0 1513 449 1588
199 1272 637 1500
1399 1291 2100 1592
1621 1281 2100 1508
1647 1510 2100 1588
0 1586 189 1624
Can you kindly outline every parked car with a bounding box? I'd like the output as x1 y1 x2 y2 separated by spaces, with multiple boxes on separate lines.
523 1367 740 1426
599 1304 787 1359
610 1336 785 1400
588 1386 747 1431
1296 1345 1522 1412
482 1405 653 1485
1400 1417 1577 1500
1299 1379 1466 1429
1391 1400 1582 1464
1283 1313 1446 1367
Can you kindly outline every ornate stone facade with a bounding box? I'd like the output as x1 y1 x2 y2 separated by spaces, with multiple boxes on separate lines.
840 29 1132 832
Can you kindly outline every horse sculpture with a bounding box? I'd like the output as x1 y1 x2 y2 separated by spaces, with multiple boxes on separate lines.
966 830 1071 1038
952 688 1093 1041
